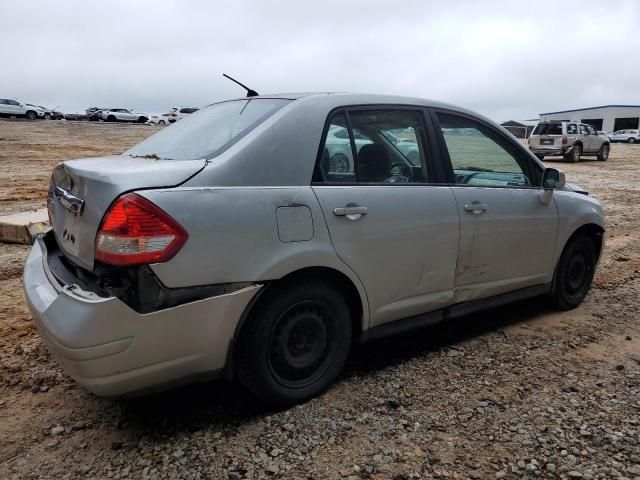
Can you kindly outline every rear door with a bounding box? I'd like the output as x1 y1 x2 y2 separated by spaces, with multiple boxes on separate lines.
432 110 558 303
312 108 460 327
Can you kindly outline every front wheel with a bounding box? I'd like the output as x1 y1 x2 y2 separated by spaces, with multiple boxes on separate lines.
550 235 597 310
597 143 610 161
25 111 37 120
236 279 352 406
628 137 636 144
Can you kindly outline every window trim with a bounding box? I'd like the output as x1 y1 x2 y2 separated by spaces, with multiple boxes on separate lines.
311 104 447 186
429 107 543 189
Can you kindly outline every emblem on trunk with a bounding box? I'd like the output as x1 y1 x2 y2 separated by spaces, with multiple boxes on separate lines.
54 186 84 215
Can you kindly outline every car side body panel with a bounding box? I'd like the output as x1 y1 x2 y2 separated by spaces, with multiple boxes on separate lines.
141 186 372 328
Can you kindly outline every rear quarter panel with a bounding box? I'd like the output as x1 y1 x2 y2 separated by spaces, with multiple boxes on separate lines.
140 186 371 326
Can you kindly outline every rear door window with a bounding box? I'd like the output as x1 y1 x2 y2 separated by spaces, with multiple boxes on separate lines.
314 109 430 183
579 124 589 135
567 124 578 134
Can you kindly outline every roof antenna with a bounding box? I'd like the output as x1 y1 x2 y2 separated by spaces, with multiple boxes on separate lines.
223 73 259 97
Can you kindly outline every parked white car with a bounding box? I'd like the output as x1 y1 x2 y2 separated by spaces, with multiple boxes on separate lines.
100 108 148 123
608 129 640 143
168 106 199 123
146 113 172 125
26 104 53 120
0 98 43 120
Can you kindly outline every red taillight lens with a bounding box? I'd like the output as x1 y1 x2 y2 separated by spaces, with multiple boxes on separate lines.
562 137 568 145
95 193 187 266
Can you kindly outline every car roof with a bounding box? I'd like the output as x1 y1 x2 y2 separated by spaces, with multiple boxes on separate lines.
206 92 486 120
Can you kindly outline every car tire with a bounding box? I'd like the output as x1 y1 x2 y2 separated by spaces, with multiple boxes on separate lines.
564 144 581 163
44 113 51 120
629 137 636 144
236 279 352 406
137 116 147 123
107 115 116 122
535 154 545 161
25 111 37 120
159 120 165 125
550 235 597 310
597 143 610 161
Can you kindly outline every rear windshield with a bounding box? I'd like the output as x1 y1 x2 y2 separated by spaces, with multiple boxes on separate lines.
126 99 290 160
532 123 563 135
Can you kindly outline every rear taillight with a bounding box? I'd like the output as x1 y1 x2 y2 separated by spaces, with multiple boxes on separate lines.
95 193 187 266
562 137 568 145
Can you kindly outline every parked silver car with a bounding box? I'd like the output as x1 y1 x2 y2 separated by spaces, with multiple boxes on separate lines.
608 129 640 143
529 121 610 162
24 93 605 405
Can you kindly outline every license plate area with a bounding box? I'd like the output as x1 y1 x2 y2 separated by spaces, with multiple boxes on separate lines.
541 138 554 145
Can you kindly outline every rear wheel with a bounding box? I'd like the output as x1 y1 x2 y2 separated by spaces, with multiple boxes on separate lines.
44 113 51 120
597 143 610 161
107 115 116 122
564 144 581 163
550 235 597 310
535 154 545 161
236 279 352 406
628 137 636 144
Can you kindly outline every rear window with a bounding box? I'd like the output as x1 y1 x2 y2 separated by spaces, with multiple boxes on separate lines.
532 123 563 135
126 99 290 160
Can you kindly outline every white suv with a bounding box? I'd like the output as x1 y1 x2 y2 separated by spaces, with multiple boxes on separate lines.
0 98 43 120
168 106 199 123
608 129 640 143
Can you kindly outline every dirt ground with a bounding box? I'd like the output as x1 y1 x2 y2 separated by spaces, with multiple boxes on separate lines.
1 120 639 480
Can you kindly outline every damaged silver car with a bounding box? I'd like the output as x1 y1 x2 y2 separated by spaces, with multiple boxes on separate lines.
24 93 605 405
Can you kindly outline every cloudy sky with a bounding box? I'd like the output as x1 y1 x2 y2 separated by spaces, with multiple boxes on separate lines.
2 0 639 121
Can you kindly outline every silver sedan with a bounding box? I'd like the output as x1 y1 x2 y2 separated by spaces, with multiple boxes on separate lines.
24 93 605 405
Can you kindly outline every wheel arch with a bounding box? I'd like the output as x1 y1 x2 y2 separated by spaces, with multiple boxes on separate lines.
552 222 604 292
225 265 367 380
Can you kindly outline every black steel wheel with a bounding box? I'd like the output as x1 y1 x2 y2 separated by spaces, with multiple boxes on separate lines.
551 235 597 310
237 279 352 406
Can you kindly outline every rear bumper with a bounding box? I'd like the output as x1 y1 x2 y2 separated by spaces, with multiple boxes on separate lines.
24 238 261 397
529 146 569 156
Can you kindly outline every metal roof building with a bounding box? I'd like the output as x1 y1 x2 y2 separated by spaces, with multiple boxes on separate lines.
539 105 640 133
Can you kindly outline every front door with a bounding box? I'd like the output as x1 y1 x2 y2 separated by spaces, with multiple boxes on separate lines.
433 110 558 303
579 124 592 151
312 109 460 327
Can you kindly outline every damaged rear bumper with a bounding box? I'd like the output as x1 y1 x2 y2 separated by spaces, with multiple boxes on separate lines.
23 237 261 397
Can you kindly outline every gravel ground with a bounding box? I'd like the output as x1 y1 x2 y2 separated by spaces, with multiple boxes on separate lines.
1 120 639 480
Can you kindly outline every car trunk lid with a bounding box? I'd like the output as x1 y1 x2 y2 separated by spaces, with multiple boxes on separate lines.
48 155 206 270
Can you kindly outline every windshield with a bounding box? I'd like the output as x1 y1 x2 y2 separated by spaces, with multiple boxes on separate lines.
126 99 290 160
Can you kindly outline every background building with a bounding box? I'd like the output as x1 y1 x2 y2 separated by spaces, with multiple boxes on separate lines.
500 120 538 138
539 105 640 133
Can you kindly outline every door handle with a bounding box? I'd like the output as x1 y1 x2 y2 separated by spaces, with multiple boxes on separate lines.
464 202 488 215
333 206 368 220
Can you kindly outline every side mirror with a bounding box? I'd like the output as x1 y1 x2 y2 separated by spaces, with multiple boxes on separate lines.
542 167 566 190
